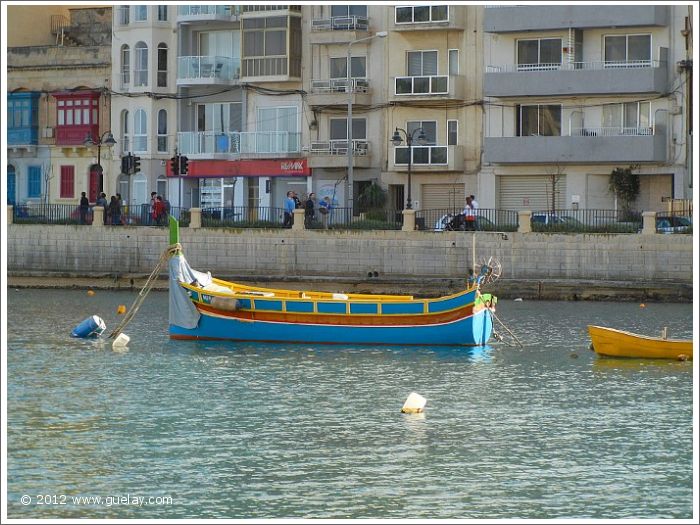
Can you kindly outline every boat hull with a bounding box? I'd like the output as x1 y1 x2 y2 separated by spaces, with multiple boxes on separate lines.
170 306 493 346
588 325 693 360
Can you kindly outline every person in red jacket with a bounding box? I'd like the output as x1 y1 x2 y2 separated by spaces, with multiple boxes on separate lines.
152 195 166 226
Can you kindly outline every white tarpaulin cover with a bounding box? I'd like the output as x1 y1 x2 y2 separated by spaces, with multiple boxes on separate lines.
168 254 211 329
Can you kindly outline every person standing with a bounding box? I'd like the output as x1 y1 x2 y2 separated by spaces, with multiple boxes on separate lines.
304 192 316 228
283 191 295 228
150 191 158 225
319 196 331 229
79 192 90 225
463 195 476 231
292 191 302 210
108 196 122 225
96 192 108 224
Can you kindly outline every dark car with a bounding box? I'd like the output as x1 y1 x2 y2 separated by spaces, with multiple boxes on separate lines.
656 215 692 234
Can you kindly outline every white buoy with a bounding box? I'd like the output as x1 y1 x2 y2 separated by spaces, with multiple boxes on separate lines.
112 333 130 349
401 392 427 414
514 298 523 302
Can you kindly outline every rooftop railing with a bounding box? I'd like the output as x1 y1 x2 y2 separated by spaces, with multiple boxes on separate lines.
486 60 661 73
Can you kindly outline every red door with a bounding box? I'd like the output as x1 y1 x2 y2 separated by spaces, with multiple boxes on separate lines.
88 165 102 202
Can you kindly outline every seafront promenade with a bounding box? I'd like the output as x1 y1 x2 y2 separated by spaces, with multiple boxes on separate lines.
7 223 693 302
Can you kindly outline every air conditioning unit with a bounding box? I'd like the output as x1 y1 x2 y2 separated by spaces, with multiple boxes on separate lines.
42 126 54 138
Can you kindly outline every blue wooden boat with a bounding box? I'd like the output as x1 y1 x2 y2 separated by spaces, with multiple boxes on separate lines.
167 218 494 346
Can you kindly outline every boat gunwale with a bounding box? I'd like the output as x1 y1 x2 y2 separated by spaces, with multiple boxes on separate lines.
588 324 692 344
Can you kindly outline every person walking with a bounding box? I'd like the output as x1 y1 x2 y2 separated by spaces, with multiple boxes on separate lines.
304 192 316 228
79 192 90 225
283 191 295 228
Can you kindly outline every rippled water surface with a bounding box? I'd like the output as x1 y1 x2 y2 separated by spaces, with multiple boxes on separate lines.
6 289 695 519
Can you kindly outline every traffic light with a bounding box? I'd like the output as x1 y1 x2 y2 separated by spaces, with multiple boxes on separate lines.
170 155 179 176
132 156 141 174
121 154 132 174
180 156 189 175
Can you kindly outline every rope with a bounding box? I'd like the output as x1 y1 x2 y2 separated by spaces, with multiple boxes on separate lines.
107 244 181 339
491 310 524 348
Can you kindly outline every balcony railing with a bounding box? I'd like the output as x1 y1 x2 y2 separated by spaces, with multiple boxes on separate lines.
310 78 369 94
311 15 369 31
177 5 236 17
486 60 661 73
178 131 302 155
569 127 653 137
308 140 369 156
177 56 241 83
394 145 448 165
395 75 448 95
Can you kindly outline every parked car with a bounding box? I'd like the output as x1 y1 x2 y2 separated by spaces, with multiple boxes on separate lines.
656 215 692 234
434 213 496 232
531 212 566 226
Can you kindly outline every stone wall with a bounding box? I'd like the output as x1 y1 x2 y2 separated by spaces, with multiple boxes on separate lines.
7 225 693 285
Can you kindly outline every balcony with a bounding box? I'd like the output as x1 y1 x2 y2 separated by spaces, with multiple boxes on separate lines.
309 15 369 44
177 5 239 23
178 131 302 157
306 140 371 169
392 75 465 100
307 78 371 107
484 129 666 164
56 124 99 147
392 5 464 31
484 5 668 33
7 127 38 147
177 56 241 86
390 145 464 172
485 54 668 97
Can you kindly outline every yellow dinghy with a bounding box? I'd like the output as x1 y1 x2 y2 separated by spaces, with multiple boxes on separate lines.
588 325 693 360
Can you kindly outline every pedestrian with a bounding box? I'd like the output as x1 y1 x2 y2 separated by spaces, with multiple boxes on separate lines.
304 192 316 228
150 191 157 225
319 196 331 229
293 191 302 210
96 192 107 224
79 191 89 225
116 193 125 225
470 194 479 210
464 195 476 231
283 191 295 228
153 196 166 225
108 196 122 226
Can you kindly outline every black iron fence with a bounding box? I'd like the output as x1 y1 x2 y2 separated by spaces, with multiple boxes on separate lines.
202 206 288 228
416 208 519 232
12 203 93 225
530 209 642 233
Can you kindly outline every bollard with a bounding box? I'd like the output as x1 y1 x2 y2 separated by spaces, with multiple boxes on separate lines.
641 211 656 235
292 208 305 231
190 207 202 229
518 210 532 233
93 206 104 227
402 209 416 232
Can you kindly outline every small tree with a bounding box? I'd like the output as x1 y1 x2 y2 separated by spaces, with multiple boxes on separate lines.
356 183 387 220
609 164 640 219
545 163 565 214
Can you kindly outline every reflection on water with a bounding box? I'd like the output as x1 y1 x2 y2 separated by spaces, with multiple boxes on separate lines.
6 290 694 519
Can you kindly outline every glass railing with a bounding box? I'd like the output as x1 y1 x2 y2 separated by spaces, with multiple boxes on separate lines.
394 145 448 165
177 56 241 82
486 60 661 73
310 78 369 93
311 15 369 31
178 131 301 155
395 75 448 95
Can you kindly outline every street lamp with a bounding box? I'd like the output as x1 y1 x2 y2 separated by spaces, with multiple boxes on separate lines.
391 127 427 210
346 30 387 212
84 131 117 196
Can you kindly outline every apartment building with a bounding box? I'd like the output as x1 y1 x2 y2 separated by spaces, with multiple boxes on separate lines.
7 6 112 206
111 5 178 210
480 4 693 211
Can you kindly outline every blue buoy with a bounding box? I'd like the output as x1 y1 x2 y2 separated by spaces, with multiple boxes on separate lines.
71 315 106 338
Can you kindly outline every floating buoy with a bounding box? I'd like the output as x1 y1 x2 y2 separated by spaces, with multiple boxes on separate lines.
71 315 106 338
112 333 130 348
401 392 427 414
87 290 95 296
640 303 646 308
116 304 127 315
514 298 523 302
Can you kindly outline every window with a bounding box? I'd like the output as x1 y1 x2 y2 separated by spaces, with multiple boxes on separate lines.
329 56 366 79
447 120 458 146
121 45 130 87
134 109 147 152
121 109 130 153
448 49 459 75
518 105 562 136
330 118 367 140
395 5 448 24
517 38 562 70
256 106 297 152
28 166 42 198
157 43 168 87
157 109 168 152
157 5 167 21
331 5 367 17
134 5 147 21
7 92 39 144
54 92 100 145
196 103 243 132
8 165 16 205
60 165 75 198
604 34 651 66
118 5 129 25
135 42 148 86
603 102 650 133
330 4 367 29
407 50 438 76
407 120 437 144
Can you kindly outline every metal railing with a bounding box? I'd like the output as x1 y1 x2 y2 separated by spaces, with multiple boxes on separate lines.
177 131 301 155
394 145 448 165
416 208 519 232
308 140 369 156
202 207 288 228
311 15 369 31
177 5 235 17
13 204 93 225
530 209 642 233
395 75 448 95
570 127 654 137
486 60 662 73
310 78 369 93
177 56 241 82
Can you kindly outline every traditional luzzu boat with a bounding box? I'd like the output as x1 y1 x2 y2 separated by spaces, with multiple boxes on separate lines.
167 218 496 346
588 325 693 360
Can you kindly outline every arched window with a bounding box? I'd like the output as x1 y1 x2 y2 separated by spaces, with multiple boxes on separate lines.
121 109 130 154
134 109 147 152
134 42 148 87
157 43 168 87
120 44 130 87
157 109 168 153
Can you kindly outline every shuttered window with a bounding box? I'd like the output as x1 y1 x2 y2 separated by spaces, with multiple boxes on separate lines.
407 50 437 76
498 175 567 210
421 183 465 211
60 166 75 198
